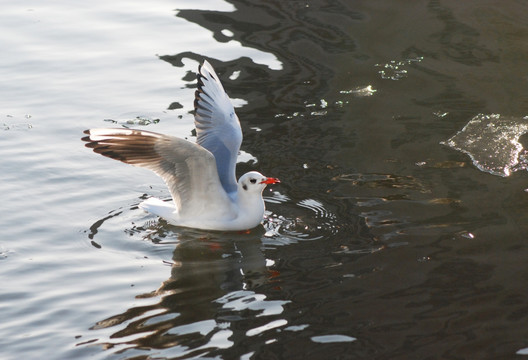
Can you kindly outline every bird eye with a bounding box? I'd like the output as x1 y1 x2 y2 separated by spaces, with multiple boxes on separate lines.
250 178 257 184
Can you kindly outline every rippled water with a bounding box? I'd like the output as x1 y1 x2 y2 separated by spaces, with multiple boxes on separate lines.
3 1 528 359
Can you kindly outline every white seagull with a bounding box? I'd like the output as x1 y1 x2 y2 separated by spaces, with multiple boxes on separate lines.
83 60 279 231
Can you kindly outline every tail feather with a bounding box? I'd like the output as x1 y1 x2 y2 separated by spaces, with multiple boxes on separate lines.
139 197 177 220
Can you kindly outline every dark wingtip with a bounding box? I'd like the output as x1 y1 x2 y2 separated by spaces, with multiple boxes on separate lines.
84 141 99 149
82 130 92 145
194 69 206 112
196 73 205 88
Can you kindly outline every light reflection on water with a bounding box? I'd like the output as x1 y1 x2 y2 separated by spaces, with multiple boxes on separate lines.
4 0 528 359
73 184 361 358
80 224 292 358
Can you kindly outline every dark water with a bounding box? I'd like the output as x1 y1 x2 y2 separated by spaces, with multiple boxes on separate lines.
3 1 528 359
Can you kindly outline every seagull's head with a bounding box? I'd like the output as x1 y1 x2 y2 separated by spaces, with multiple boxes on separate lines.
238 171 280 194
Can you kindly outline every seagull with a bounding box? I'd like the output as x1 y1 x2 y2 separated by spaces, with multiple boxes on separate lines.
82 60 280 231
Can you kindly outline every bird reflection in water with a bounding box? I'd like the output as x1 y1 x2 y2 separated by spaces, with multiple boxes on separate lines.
83 222 290 358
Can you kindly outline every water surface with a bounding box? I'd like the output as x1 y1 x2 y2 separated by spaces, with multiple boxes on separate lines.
3 1 528 359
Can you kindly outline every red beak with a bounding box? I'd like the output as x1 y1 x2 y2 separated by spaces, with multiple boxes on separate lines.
260 177 280 185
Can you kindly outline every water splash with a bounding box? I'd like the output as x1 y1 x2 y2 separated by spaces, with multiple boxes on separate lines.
441 114 528 177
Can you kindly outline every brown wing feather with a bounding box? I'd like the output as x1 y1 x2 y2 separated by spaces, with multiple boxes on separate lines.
82 128 232 216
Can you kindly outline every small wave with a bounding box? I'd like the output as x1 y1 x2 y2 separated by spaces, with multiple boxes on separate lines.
85 191 358 250
262 194 343 245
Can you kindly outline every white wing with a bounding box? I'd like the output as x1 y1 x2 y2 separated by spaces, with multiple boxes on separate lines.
194 60 242 197
82 128 234 218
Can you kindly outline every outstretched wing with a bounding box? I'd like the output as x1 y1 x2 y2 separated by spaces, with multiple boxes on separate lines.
82 128 234 217
194 60 242 197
